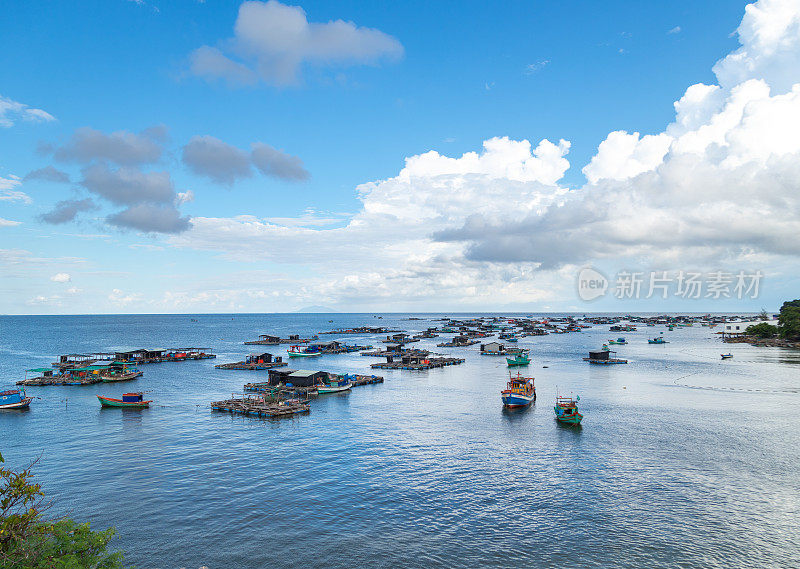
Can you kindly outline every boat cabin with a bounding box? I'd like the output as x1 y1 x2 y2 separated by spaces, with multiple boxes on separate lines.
588 350 611 361
286 370 328 387
481 341 505 354
267 368 297 386
246 352 282 364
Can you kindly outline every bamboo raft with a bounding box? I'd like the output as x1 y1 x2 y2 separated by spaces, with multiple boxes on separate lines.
371 357 465 370
215 361 289 370
210 393 310 418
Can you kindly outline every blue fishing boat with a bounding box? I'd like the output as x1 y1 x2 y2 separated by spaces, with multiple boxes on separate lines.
501 372 535 408
316 374 353 394
648 337 668 344
287 345 323 358
608 337 627 345
554 394 582 425
0 388 33 410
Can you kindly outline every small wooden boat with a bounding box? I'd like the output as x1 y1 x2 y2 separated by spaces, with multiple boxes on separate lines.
287 345 322 358
554 394 582 424
648 337 667 344
316 375 352 394
97 392 151 408
501 373 535 408
506 354 530 367
608 337 627 345
0 388 32 410
721 353 733 360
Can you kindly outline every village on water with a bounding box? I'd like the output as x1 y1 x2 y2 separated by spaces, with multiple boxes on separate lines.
2 311 783 421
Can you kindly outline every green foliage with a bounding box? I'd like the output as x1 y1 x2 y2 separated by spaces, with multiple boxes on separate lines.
779 300 800 340
745 322 778 338
0 453 124 568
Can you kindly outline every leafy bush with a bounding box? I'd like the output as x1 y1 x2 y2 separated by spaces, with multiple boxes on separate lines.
745 322 778 338
0 453 124 568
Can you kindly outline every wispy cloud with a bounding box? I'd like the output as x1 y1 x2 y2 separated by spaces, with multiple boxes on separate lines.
0 95 56 127
524 60 549 74
668 26 682 34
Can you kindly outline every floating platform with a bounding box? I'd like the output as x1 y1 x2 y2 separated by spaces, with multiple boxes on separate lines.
371 357 465 370
210 394 310 418
582 358 628 364
244 335 318 345
360 348 431 357
436 340 480 347
319 327 401 335
244 374 384 394
215 361 289 370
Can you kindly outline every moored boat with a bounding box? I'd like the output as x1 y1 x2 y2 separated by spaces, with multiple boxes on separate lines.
506 354 531 367
0 388 32 410
316 375 353 394
501 372 535 408
721 353 733 359
648 337 668 344
608 337 627 345
554 394 582 424
287 345 323 358
97 392 151 408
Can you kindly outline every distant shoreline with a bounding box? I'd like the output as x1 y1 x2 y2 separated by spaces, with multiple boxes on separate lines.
724 336 800 349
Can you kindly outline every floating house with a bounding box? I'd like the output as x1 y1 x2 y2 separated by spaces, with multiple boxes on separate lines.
582 349 628 364
437 335 480 348
371 354 465 370
244 334 318 345
215 352 287 370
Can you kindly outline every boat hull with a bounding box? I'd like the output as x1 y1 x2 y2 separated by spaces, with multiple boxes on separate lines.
556 413 583 425
288 352 322 358
97 395 151 408
502 392 535 408
0 398 32 410
317 382 352 393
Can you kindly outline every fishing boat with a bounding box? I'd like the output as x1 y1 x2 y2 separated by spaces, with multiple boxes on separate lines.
601 343 610 351
721 353 733 359
648 337 668 344
608 337 627 345
501 372 535 408
0 388 32 410
554 394 582 424
287 345 322 358
506 353 531 367
316 375 352 394
97 392 152 408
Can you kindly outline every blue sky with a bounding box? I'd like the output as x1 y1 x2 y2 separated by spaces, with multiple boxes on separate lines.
2 0 799 313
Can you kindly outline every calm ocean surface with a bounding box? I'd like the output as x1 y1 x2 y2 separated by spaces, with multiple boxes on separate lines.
1 313 799 568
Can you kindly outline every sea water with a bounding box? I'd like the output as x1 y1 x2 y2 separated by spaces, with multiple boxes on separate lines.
1 313 799 568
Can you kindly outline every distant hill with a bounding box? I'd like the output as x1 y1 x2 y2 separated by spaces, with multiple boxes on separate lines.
295 305 339 313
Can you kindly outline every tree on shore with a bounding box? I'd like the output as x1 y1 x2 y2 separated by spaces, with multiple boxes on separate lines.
0 453 124 568
745 322 779 338
779 299 800 341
